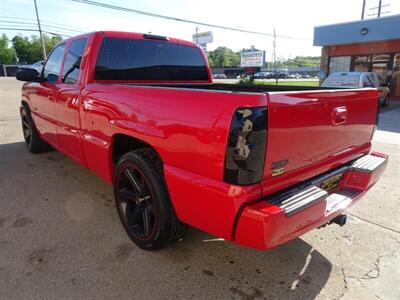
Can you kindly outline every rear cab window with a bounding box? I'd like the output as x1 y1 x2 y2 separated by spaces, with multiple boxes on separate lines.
94 37 209 82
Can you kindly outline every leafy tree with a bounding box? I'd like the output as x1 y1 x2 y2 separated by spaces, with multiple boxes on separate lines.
0 34 15 64
12 34 62 64
267 56 321 69
12 35 35 64
207 47 240 67
44 35 63 54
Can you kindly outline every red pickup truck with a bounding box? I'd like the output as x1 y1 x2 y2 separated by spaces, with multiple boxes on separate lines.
17 31 387 251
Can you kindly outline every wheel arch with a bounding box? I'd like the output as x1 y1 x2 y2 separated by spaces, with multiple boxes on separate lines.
110 133 163 175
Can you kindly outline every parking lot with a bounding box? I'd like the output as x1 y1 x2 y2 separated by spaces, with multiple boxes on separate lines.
0 77 399 299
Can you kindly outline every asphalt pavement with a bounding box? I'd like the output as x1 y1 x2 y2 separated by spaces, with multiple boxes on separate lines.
0 77 399 300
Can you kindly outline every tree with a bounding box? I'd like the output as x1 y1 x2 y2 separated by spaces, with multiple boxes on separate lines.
207 47 240 67
12 34 62 64
0 34 15 64
267 56 321 69
12 35 35 64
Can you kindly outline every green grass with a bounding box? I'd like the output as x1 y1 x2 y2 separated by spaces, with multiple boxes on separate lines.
256 80 319 87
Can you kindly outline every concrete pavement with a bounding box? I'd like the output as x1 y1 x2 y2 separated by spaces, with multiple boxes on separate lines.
0 77 399 299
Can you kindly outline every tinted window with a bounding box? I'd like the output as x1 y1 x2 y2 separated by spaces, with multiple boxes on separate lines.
43 44 65 83
362 74 375 88
62 38 87 84
94 37 208 81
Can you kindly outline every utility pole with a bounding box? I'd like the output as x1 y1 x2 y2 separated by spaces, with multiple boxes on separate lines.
195 26 199 45
368 0 389 18
273 27 277 85
377 0 382 17
361 0 366 19
33 0 46 59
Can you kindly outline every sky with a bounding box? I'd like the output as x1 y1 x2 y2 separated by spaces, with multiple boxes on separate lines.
1 0 400 60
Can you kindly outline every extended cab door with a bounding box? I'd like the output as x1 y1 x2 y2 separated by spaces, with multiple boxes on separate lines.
31 43 65 146
55 38 88 163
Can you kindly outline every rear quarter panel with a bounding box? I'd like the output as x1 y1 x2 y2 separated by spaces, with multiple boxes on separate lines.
80 84 268 239
80 84 268 182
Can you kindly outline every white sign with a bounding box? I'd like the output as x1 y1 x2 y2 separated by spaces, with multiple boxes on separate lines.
192 31 213 45
240 51 265 67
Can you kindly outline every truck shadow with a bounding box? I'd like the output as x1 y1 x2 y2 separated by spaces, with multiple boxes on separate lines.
0 141 332 300
160 228 332 299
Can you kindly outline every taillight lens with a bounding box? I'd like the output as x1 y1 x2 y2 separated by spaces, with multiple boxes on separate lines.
224 107 267 185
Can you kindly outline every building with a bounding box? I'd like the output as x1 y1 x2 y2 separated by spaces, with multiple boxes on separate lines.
314 14 400 99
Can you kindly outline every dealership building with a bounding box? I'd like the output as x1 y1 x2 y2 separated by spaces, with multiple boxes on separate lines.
314 14 400 99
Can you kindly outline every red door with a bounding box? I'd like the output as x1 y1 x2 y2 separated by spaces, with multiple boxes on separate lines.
54 38 88 163
31 43 66 147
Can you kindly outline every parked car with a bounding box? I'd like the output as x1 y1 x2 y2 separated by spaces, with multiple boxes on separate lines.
19 60 45 73
212 73 227 79
302 74 311 78
254 72 270 79
270 71 287 79
16 31 387 251
322 72 391 107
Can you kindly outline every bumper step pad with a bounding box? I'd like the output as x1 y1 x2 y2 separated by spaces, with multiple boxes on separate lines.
269 186 328 216
351 154 386 172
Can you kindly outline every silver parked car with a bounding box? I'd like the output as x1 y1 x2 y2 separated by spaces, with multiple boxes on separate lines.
322 72 390 107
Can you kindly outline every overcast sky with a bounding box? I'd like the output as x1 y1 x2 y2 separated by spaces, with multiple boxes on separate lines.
1 0 400 60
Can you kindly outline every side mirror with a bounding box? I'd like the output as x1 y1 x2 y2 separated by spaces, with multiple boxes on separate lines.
16 68 40 82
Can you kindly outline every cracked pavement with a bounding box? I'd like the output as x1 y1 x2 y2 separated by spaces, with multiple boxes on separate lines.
0 78 399 299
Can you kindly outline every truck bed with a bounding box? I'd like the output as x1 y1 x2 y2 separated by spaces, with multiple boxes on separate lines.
111 82 377 195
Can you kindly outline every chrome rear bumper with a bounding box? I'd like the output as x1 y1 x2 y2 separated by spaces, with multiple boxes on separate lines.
266 153 388 216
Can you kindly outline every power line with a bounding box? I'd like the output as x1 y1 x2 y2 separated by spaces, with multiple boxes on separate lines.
69 0 311 41
0 15 88 32
0 27 71 37
0 19 85 34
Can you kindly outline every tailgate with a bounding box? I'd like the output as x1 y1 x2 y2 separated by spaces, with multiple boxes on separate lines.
261 88 378 195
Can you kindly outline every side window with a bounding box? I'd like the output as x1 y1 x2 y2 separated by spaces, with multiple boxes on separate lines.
42 44 66 83
62 38 87 84
362 74 374 88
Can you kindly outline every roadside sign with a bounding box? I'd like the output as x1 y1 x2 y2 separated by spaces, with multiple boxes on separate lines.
192 31 213 45
240 49 265 67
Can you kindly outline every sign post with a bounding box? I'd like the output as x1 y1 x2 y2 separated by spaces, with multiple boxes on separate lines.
192 31 213 52
240 47 265 83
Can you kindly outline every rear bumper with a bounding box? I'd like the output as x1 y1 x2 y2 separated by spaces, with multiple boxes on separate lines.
234 152 388 250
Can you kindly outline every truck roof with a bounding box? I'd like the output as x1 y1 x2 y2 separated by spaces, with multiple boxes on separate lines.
61 31 199 48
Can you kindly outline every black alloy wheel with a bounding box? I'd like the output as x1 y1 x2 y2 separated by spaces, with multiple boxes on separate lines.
20 104 51 153
116 166 156 240
21 108 32 146
113 149 187 250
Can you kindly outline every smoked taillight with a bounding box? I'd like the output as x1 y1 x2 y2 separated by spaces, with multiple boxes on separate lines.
223 107 267 185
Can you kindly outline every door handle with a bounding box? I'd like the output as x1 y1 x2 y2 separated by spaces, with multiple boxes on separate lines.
332 106 348 125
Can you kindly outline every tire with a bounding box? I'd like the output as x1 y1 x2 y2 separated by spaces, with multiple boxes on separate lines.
20 104 52 153
113 149 187 250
